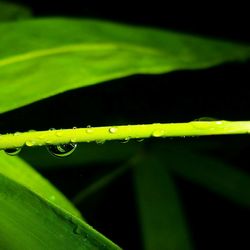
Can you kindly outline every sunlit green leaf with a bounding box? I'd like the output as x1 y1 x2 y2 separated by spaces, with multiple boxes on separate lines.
133 155 192 250
0 1 31 21
0 151 82 218
0 173 121 249
0 18 249 113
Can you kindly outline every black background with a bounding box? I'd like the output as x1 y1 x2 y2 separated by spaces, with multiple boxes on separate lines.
1 1 250 249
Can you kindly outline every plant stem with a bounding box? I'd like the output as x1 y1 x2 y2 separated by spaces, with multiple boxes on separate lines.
0 121 250 150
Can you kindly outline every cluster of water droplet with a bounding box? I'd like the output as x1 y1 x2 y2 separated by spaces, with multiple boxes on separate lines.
1 124 155 157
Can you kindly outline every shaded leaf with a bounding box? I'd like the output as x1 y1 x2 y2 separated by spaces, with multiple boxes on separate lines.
0 173 121 249
155 143 250 207
0 151 82 218
133 154 192 250
0 1 31 21
0 18 249 113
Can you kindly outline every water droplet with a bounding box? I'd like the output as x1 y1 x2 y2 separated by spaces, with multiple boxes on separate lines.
4 147 22 156
121 137 131 143
152 130 164 137
47 143 77 158
26 141 34 147
95 139 105 144
215 121 223 125
194 117 217 121
109 127 117 134
73 126 77 129
137 138 144 142
73 225 82 235
86 128 93 134
14 132 21 136
28 129 36 132
70 138 77 143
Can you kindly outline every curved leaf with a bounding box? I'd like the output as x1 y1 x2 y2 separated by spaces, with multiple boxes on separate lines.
154 144 250 207
133 155 192 250
0 18 249 113
0 173 121 249
0 151 82 218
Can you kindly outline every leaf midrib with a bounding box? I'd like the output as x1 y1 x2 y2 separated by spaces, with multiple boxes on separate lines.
0 42 164 68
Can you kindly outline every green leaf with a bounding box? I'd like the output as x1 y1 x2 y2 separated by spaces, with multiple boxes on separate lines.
0 1 31 21
0 151 82 218
0 18 250 114
133 155 192 250
0 173 121 249
155 143 250 207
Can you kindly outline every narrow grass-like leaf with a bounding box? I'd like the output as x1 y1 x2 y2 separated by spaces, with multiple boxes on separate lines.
0 151 82 218
155 144 250 207
133 155 192 250
0 1 31 21
0 173 121 249
0 18 249 113
73 162 130 205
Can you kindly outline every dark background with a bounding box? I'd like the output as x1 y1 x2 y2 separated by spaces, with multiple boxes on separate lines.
1 1 250 249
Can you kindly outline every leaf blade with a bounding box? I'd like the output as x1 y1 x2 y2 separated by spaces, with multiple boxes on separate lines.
133 155 193 250
0 18 249 113
0 151 82 218
0 173 121 250
155 143 250 207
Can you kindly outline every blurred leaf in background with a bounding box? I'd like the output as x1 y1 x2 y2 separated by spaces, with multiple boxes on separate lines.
0 0 32 21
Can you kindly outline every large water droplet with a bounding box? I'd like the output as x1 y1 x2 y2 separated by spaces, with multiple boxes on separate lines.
4 147 22 156
26 141 34 147
109 127 117 134
152 130 164 137
47 143 77 158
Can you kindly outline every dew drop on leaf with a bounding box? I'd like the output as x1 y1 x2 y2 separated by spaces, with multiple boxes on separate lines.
152 130 164 137
109 127 117 133
4 147 22 156
193 117 217 121
47 143 77 158
26 141 34 147
95 139 105 144
73 225 82 235
121 137 131 143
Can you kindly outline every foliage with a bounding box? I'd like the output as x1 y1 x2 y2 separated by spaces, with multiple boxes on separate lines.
0 1 250 249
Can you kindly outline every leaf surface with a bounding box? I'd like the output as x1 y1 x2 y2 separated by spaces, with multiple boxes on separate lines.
133 155 192 250
0 18 249 113
0 151 82 218
0 172 121 249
